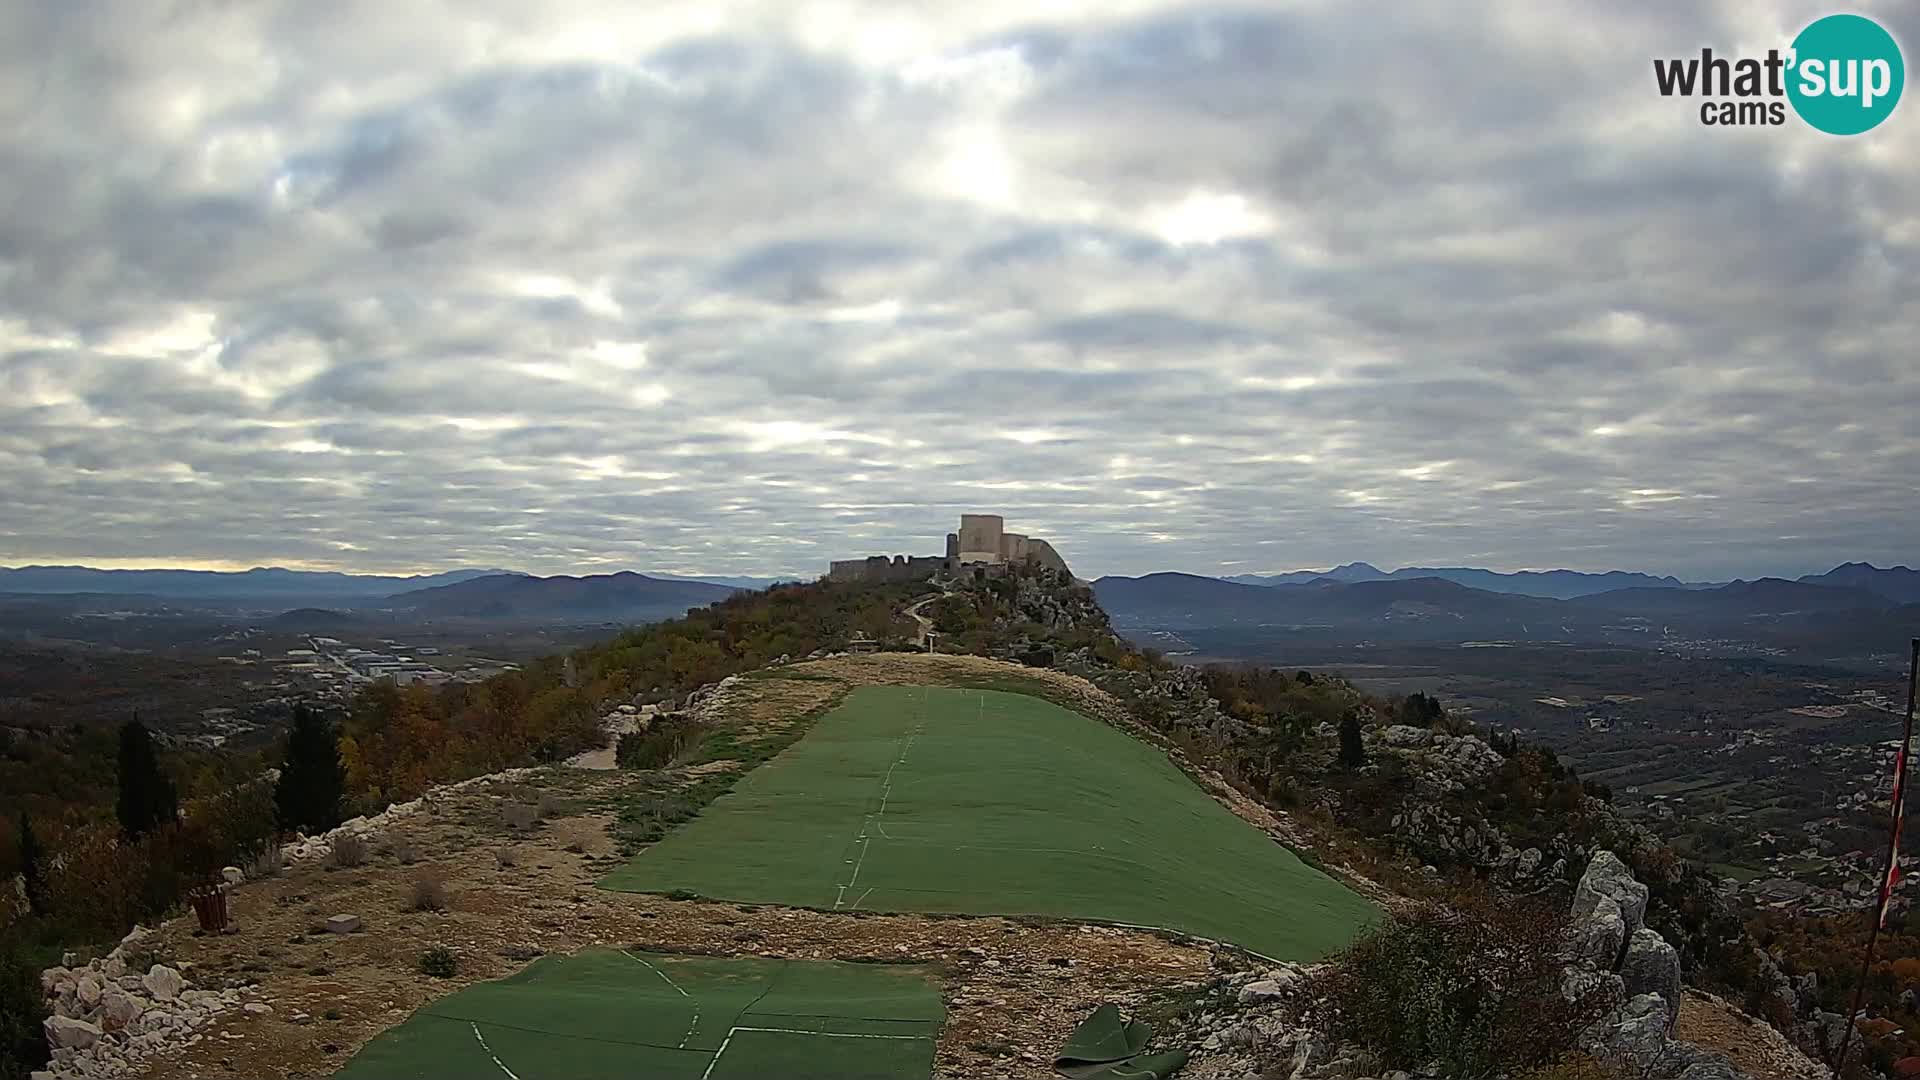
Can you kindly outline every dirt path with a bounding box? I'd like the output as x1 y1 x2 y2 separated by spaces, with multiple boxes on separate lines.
905 591 945 648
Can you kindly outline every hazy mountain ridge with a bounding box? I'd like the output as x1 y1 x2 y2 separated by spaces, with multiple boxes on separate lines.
0 565 516 601
1096 565 1917 655
1797 561 1920 604
380 571 738 620
1224 562 1692 598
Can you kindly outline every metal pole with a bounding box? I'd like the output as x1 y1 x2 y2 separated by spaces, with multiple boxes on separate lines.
1834 638 1920 1074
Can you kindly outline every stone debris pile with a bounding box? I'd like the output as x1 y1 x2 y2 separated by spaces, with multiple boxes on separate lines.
36 925 257 1080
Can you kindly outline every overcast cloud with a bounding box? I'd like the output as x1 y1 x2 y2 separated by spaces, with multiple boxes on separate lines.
1 0 1915 580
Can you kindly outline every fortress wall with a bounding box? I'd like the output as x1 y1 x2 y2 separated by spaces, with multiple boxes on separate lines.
1024 538 1070 576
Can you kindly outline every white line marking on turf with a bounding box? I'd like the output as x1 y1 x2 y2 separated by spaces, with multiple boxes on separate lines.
850 886 874 910
731 1026 925 1039
836 698 927 909
622 951 700 1048
621 951 691 997
701 1025 928 1080
470 1023 522 1080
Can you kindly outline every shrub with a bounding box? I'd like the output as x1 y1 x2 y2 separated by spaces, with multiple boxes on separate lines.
418 944 458 978
496 848 519 869
327 834 367 869
389 842 420 866
536 794 562 820
616 718 709 770
409 872 448 912
45 823 155 939
1309 893 1617 1076
501 803 537 831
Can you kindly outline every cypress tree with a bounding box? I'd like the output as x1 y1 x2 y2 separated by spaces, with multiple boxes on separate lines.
1338 710 1368 769
17 812 46 916
116 719 178 839
275 704 346 835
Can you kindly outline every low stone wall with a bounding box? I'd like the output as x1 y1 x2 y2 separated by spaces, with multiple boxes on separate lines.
276 766 544 866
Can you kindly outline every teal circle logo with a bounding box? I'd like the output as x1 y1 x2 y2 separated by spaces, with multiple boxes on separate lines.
1787 14 1904 135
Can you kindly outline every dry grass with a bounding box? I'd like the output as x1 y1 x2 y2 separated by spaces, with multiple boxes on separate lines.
328 834 368 869
408 871 449 912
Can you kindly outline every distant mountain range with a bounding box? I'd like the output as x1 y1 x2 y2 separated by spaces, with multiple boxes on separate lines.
379 572 737 621
0 565 791 609
1096 563 1920 656
0 565 511 602
1797 562 1920 604
1222 562 1691 599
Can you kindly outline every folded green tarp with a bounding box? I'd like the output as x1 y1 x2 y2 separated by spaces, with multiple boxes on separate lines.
1054 1003 1189 1080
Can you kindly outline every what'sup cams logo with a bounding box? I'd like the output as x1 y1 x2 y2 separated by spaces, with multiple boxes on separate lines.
1654 13 1904 134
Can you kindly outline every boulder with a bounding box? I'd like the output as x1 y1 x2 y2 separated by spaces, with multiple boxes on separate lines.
1585 993 1671 1072
44 1015 103 1050
1561 966 1625 1006
1515 847 1543 877
1383 725 1434 748
1620 928 1681 1031
76 973 104 1009
1572 895 1628 969
1573 851 1648 938
1238 979 1290 1004
99 991 144 1032
325 914 363 934
222 866 245 886
1443 736 1506 781
141 965 185 1002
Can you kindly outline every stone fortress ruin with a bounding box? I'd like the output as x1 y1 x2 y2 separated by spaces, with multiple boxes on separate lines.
827 514 1071 583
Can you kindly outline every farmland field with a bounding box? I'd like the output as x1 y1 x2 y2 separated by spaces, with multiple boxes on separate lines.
602 685 1376 961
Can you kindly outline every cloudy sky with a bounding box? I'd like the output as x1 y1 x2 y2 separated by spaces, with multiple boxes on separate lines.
2 1 1915 581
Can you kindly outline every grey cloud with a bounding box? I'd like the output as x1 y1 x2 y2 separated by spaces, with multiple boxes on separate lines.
0 0 1914 581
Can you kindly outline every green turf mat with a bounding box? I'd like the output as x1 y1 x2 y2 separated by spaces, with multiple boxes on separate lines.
1054 1003 1188 1080
603 685 1377 960
332 950 943 1080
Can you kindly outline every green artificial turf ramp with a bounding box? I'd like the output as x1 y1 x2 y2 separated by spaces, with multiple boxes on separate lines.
332 949 943 1080
602 685 1376 960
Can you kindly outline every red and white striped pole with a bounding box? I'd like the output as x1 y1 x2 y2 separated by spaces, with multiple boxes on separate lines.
1835 638 1920 1074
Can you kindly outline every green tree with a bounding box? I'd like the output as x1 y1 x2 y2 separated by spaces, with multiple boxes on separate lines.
275 704 346 835
17 812 46 916
116 719 177 839
0 942 51 1078
1339 710 1368 769
1396 692 1446 728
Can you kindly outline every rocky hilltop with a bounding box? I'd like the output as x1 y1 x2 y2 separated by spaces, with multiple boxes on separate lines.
20 568 1837 1079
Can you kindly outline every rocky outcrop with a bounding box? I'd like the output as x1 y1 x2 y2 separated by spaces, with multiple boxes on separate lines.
1621 928 1682 1025
39 925 259 1079
1567 852 1754 1078
1574 850 1649 937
